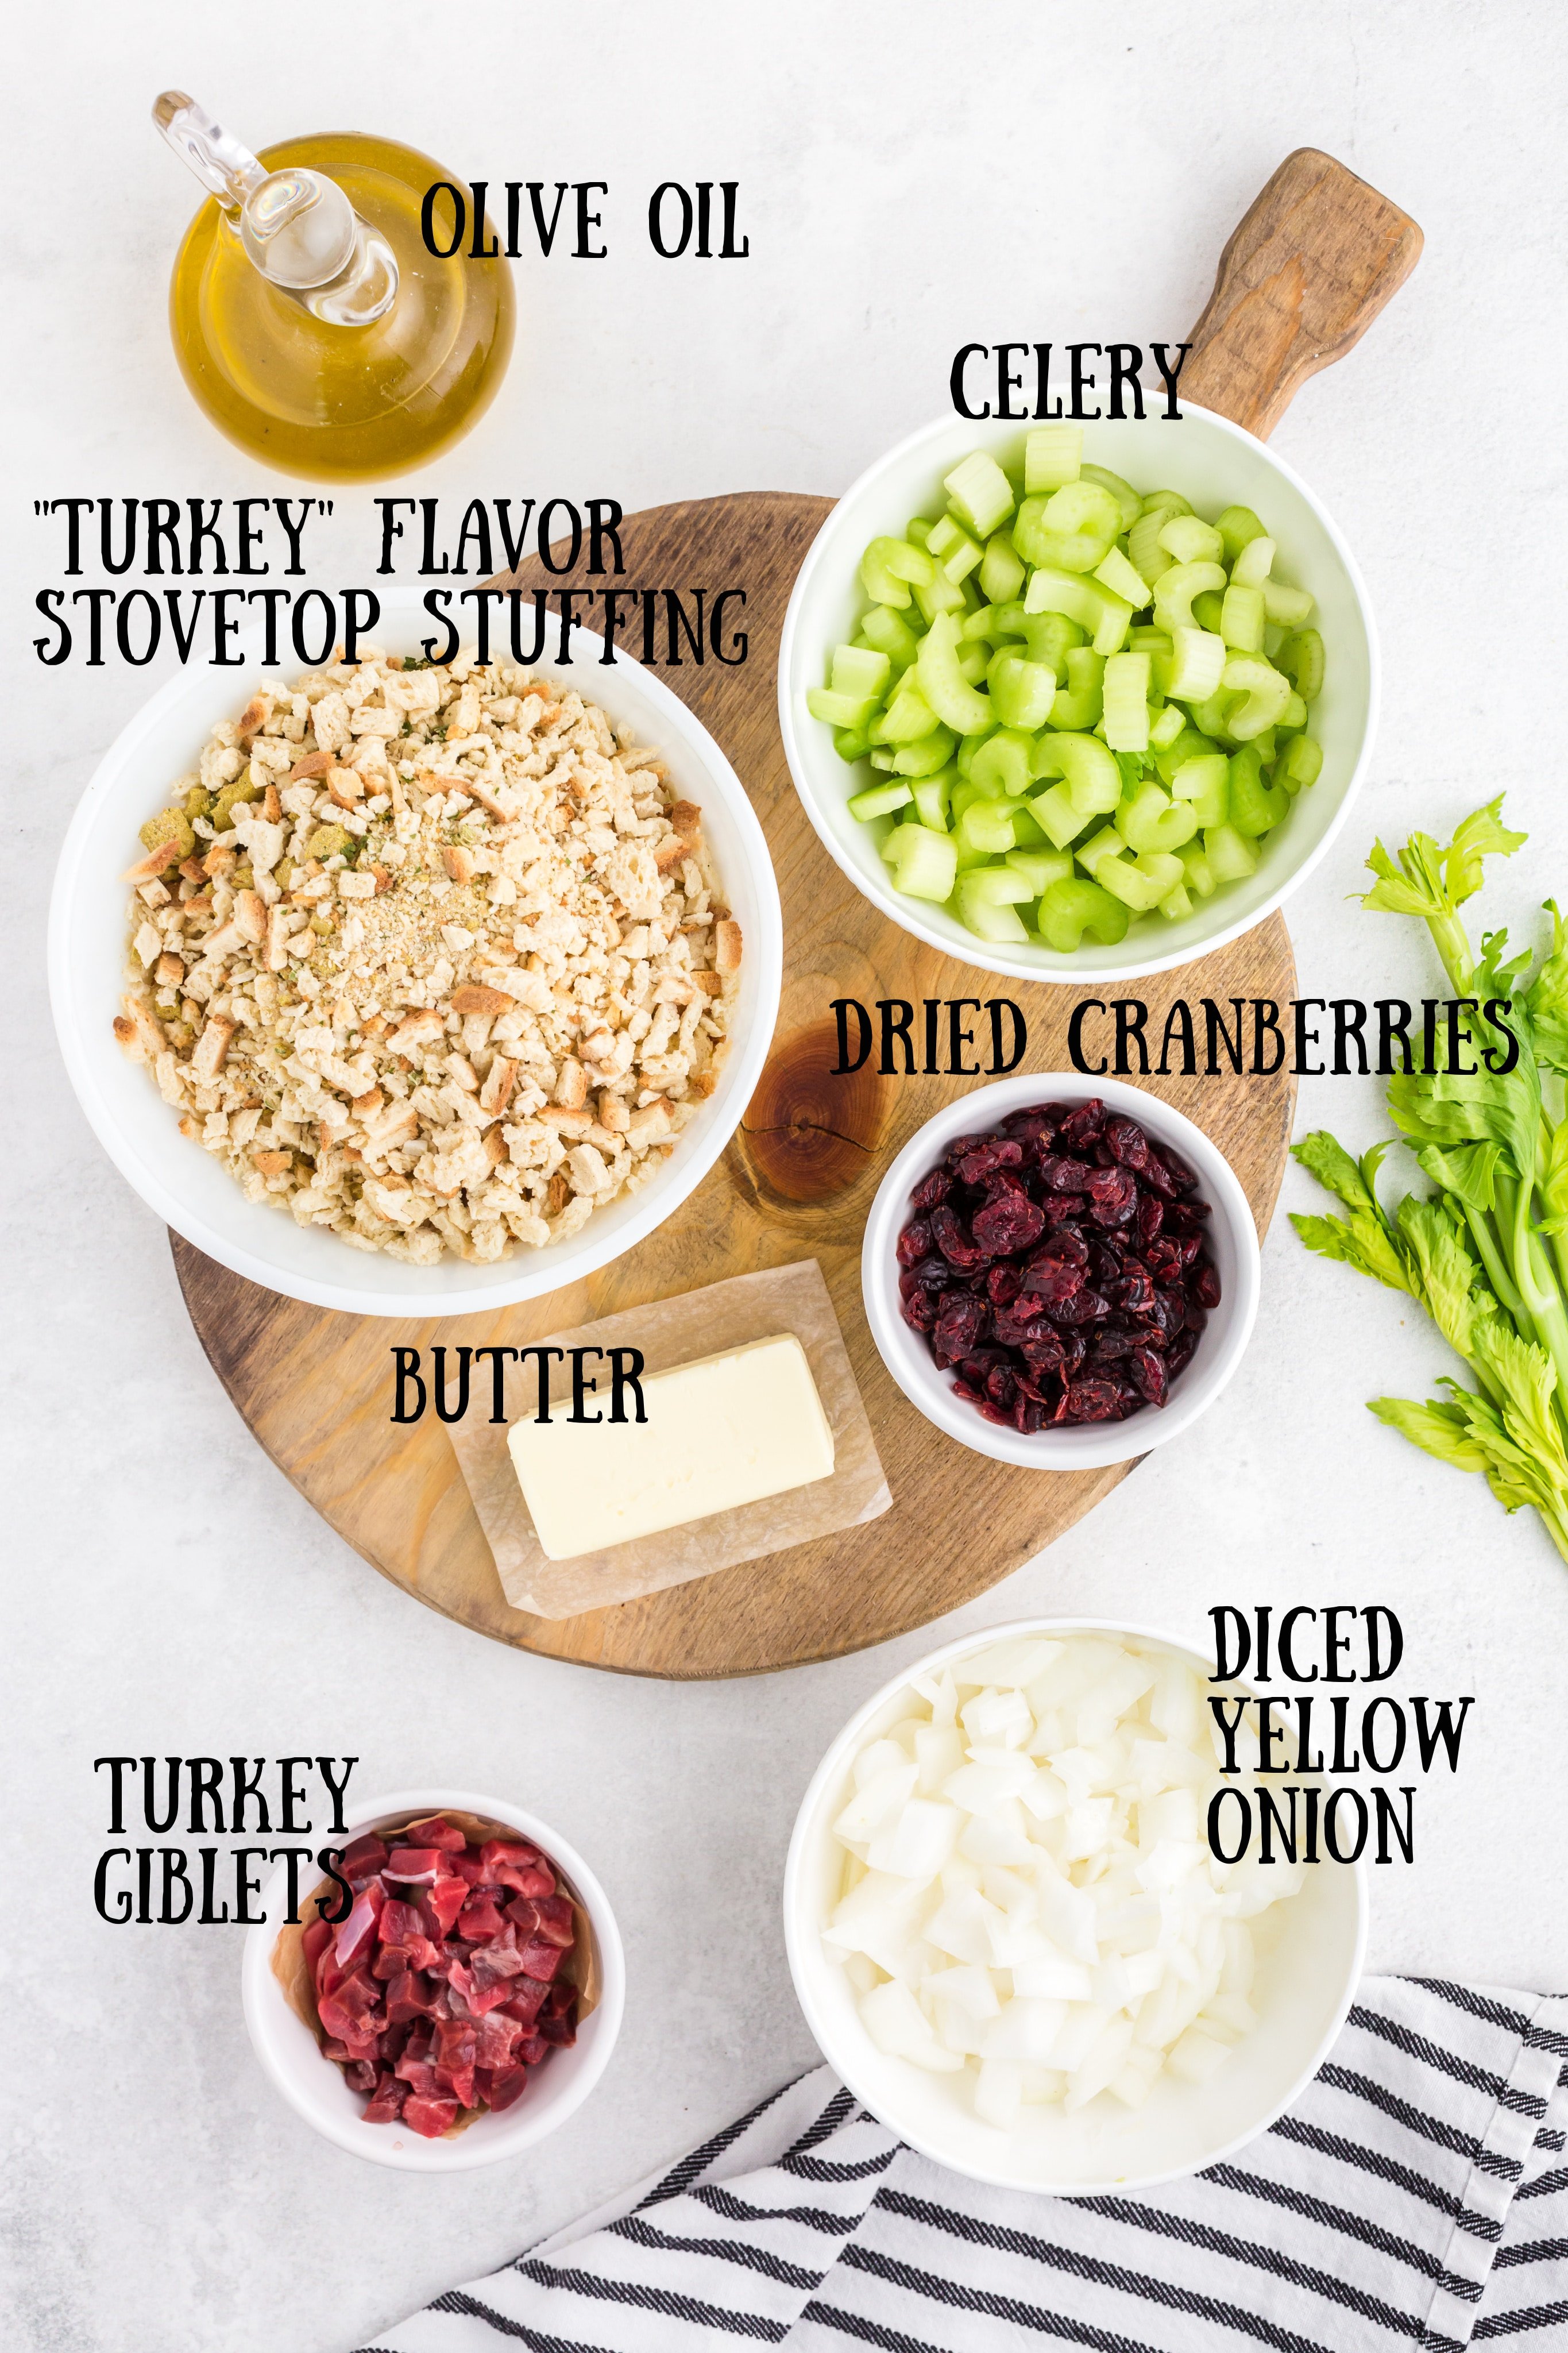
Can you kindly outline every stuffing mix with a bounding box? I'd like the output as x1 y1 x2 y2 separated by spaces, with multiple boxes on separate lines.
114 652 742 1264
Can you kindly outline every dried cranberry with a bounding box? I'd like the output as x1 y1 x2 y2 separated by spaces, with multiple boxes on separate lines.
1001 1108 1055 1143
984 1363 1017 1407
1116 1264 1156 1315
1039 1154 1094 1192
1164 1197 1211 1233
1104 1114 1151 1171
1029 1229 1088 1270
1136 1190 1165 1247
1184 1297 1208 1333
1039 1193 1088 1225
1058 1099 1107 1150
900 1289 940 1333
956 1139 1024 1184
1140 1149 1178 1199
1154 1143 1198 1194
896 1216 933 1267
1086 1166 1138 1226
973 1194 1045 1254
1014 1367 1054 1403
1168 1328 1199 1378
1144 1238 1184 1286
992 1308 1053 1348
1063 1376 1121 1422
934 1292 988 1356
1013 1394 1046 1433
909 1167 953 1212
951 1378 984 1403
1019 1257 1083 1309
931 1204 990 1269
1128 1347 1169 1407
1051 1286 1110 1326
1192 1257 1222 1309
987 1263 1024 1307
1021 1330 1067 1377
944 1133 995 1169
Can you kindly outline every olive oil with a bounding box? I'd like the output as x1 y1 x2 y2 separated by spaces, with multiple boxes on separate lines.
166 127 514 480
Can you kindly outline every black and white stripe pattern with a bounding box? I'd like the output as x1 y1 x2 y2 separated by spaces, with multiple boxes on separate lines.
353 1977 1567 2353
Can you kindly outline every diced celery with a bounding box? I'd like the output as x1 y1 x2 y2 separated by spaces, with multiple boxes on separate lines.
1030 730 1122 816
1189 687 1242 745
1171 752 1229 828
955 733 998 783
830 643 891 701
1079 464 1142 530
1075 823 1127 879
1013 481 1121 574
877 678 941 743
890 727 958 776
1204 823 1259 882
1252 728 1277 763
960 604 999 643
986 650 1056 731
1006 846 1073 894
1120 781 1199 854
951 772 998 819
1037 877 1129 951
956 639 989 685
1157 881 1194 922
1278 691 1307 732
1126 508 1173 588
955 877 1030 942
1094 545 1153 610
861 536 935 607
1278 734 1322 791
885 822 959 902
979 533 1026 605
1009 801 1048 847
911 564 968 623
905 518 933 547
1219 584 1265 654
1158 514 1225 566
1021 611 1084 669
1024 423 1083 492
1102 650 1152 753
1154 561 1229 634
916 612 993 733
1179 842 1217 898
928 511 984 582
1215 504 1266 562
1149 703 1186 749
1221 655 1292 740
1227 745 1289 836
1159 625 1227 703
944 450 1016 538
848 780 913 820
1139 488 1191 522
1131 626 1173 653
868 747 895 769
1192 591 1225 633
1230 534 1276 588
807 685 876 728
910 773 954 830
1154 725 1215 782
859 604 922 669
961 863 1036 907
1094 853 1173 914
833 724 874 763
1030 781 1091 850
1263 579 1315 627
971 728 1037 798
1278 629 1325 702
955 799 1019 857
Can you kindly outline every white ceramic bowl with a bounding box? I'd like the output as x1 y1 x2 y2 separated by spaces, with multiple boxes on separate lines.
862 1075 1260 1471
241 1785 624 2171
50 587 783 1316
778 405 1376 984
784 1617 1368 2195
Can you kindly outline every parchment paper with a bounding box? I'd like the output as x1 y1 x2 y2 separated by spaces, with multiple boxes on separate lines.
271 1807 600 2139
449 1259 891 1618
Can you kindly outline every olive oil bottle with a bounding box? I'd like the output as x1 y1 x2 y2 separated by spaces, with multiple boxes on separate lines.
156 93 514 480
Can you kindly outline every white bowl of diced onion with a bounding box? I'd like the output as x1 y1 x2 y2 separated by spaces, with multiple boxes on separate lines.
783 1620 1366 2194
778 407 1376 984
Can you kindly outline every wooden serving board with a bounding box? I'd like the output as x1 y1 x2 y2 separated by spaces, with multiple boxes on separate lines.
174 151 1420 1678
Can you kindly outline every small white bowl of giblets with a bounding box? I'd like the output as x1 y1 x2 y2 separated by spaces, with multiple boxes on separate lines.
242 1788 624 2170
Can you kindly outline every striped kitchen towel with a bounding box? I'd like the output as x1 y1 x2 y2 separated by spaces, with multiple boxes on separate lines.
354 1976 1567 2353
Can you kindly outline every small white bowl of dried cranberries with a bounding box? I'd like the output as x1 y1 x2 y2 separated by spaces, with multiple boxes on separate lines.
861 1077 1260 1469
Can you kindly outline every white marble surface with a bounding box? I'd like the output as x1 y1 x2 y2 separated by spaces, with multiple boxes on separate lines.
5 5 1567 2348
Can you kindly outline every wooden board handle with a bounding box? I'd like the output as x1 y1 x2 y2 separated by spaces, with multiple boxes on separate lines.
1180 147 1422 440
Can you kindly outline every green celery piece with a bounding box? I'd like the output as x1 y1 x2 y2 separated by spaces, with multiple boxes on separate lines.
1101 650 1151 753
1264 579 1315 627
944 450 1015 538
955 799 1018 857
861 535 935 607
1006 846 1073 894
1037 877 1129 952
928 511 984 582
1277 629 1325 699
916 611 992 734
1204 823 1257 882
1154 561 1229 634
1030 781 1091 851
912 564 968 624
1231 535 1276 589
1159 626 1227 703
1023 423 1082 492
954 876 1029 942
1030 730 1121 816
1171 753 1228 829
960 863 1036 907
878 678 941 743
1041 647 1103 732
1221 583 1266 653
807 685 876 728
1215 504 1266 562
1158 514 1224 567
830 643 890 701
859 604 922 669
1078 464 1142 530
886 823 958 903
1228 745 1289 835
1013 482 1121 575
979 533 1026 606
1369 1395 1495 1477
1120 782 1198 855
970 728 1036 799
1094 545 1153 610
905 517 933 547
987 650 1056 731
1293 1131 1379 1214
848 780 913 820
833 724 874 763
890 727 957 777
1223 656 1292 741
1126 509 1174 588
909 772 953 831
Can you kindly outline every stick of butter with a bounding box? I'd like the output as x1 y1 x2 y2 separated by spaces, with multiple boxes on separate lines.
508 1333 837 1561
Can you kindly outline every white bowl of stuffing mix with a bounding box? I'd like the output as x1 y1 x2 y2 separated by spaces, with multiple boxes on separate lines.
49 588 783 1314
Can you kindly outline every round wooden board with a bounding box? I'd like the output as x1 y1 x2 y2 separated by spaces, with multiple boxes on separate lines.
174 490 1298 1677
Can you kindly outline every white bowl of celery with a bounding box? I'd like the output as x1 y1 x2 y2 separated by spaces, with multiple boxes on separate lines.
779 410 1376 983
